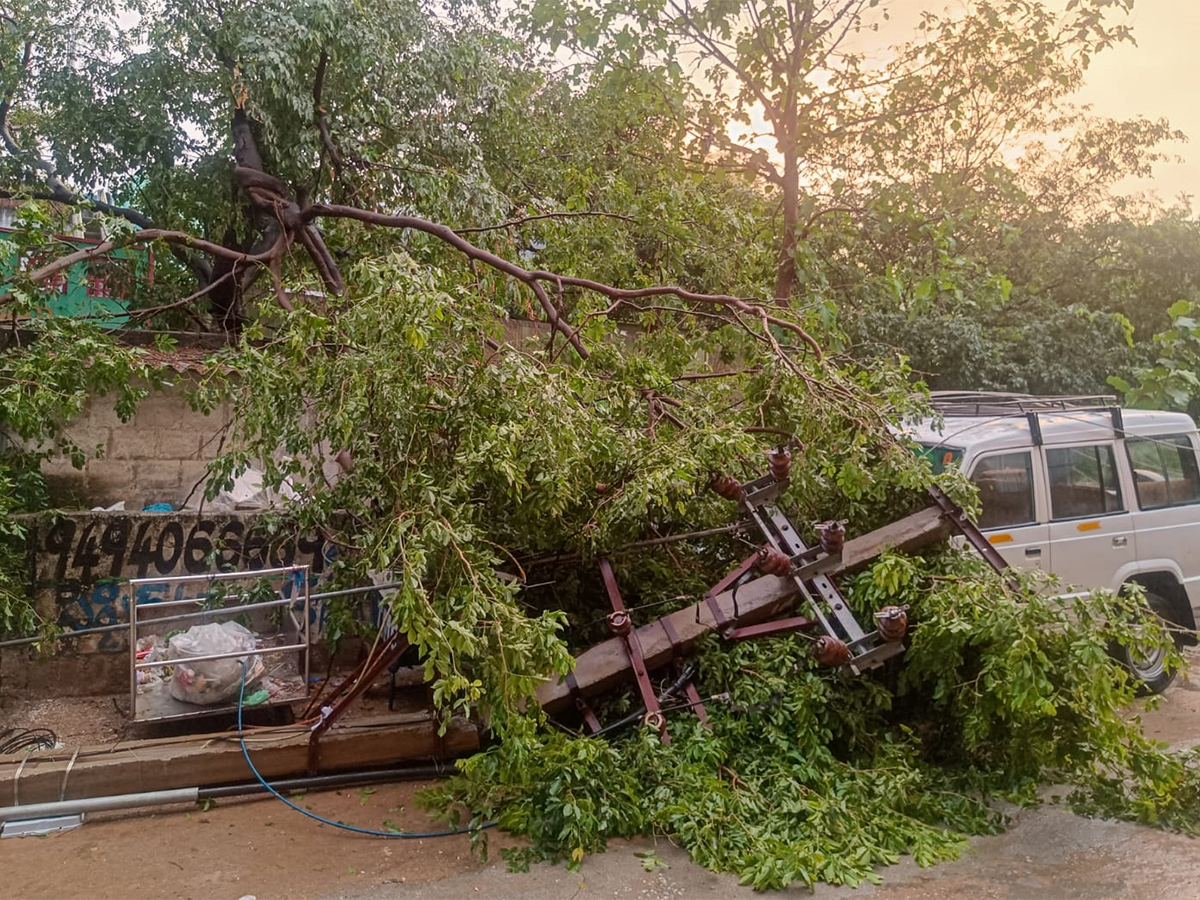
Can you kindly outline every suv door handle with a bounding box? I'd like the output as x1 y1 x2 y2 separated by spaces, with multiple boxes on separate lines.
1025 547 1042 558
1112 536 1128 548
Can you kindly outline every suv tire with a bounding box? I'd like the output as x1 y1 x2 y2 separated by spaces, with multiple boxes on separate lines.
1114 588 1180 696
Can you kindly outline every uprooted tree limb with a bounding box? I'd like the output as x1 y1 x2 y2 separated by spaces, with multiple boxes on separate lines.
22 196 825 363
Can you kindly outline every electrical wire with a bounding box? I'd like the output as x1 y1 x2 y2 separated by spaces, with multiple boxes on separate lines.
235 660 494 839
0 727 57 754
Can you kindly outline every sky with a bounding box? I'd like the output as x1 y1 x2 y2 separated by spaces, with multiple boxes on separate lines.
885 1 1199 204
1071 0 1199 202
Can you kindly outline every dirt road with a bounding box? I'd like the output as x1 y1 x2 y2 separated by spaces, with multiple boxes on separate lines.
4 665 1199 900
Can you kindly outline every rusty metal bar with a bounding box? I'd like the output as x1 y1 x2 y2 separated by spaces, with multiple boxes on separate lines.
306 630 411 774
566 672 602 733
926 484 1012 578
599 558 668 743
725 615 817 642
702 552 760 636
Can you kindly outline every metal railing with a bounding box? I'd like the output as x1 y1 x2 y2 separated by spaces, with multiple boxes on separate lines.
128 566 311 721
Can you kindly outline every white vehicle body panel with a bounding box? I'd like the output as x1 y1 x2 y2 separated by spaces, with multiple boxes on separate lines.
910 405 1200 622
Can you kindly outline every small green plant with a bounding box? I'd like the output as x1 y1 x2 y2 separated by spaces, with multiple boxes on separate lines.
1110 300 1200 413
634 849 668 872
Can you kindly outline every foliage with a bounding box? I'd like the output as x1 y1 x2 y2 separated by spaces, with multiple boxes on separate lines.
0 205 168 637
7 0 1195 396
427 551 1199 890
193 247 927 721
1 0 536 326
1110 300 1200 415
521 0 1144 304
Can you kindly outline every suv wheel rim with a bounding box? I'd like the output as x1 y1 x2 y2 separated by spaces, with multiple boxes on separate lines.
1128 640 1168 682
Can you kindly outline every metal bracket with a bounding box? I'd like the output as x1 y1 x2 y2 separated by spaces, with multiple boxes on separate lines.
741 472 789 507
599 559 668 743
730 480 899 672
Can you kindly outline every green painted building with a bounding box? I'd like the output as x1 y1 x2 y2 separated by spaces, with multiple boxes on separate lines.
0 203 153 328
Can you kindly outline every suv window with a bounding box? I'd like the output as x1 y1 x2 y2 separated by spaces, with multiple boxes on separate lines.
1127 434 1200 509
970 451 1035 529
1046 444 1124 519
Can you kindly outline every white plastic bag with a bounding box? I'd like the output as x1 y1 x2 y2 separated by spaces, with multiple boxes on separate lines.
168 621 264 705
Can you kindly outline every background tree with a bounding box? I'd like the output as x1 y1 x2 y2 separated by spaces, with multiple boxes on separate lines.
522 0 1139 303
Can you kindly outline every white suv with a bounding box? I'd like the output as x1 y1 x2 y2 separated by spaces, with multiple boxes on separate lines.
910 392 1200 693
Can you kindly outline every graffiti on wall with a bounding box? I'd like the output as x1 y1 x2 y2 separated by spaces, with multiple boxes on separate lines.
39 516 329 582
33 514 335 648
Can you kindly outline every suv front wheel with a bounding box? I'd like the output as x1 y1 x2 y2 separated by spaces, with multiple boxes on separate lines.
1113 588 1180 696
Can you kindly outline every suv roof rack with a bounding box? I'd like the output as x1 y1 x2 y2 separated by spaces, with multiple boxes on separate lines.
928 392 1123 445
929 391 1119 417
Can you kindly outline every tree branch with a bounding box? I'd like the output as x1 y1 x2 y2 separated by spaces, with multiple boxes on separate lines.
312 49 344 180
23 229 282 286
306 203 823 359
454 210 636 235
667 0 779 126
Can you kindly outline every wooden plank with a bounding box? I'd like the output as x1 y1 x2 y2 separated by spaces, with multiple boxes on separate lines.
836 505 951 573
0 713 478 806
538 506 951 713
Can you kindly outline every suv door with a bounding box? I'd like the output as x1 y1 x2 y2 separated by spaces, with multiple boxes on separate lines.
1126 432 1200 608
967 449 1049 570
1044 442 1136 592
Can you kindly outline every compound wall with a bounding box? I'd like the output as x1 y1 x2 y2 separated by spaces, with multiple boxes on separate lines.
1 510 335 698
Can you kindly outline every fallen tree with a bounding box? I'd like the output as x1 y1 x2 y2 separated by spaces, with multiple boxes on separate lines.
13 203 1200 885
3 0 1200 889
115 250 1200 887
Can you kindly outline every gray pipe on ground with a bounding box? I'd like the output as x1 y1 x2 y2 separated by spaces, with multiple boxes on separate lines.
0 787 199 822
0 763 449 824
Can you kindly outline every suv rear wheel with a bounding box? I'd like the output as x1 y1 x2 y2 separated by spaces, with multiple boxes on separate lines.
1114 588 1179 696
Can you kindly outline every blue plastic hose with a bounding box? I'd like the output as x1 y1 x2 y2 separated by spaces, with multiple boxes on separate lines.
236 660 494 838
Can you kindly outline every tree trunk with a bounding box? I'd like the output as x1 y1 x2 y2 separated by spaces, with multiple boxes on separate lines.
773 138 800 306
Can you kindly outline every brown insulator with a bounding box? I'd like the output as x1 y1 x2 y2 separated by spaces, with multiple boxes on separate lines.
875 605 909 642
607 610 632 636
757 545 793 576
767 447 792 481
819 520 847 555
812 635 851 667
709 472 744 501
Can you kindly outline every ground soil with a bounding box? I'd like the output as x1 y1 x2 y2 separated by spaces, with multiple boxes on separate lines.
0 780 515 900
0 665 426 748
3 657 1200 900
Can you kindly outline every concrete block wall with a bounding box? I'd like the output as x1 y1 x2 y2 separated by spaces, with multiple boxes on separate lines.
40 379 232 510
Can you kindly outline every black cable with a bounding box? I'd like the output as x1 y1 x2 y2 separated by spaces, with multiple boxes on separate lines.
0 727 57 754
